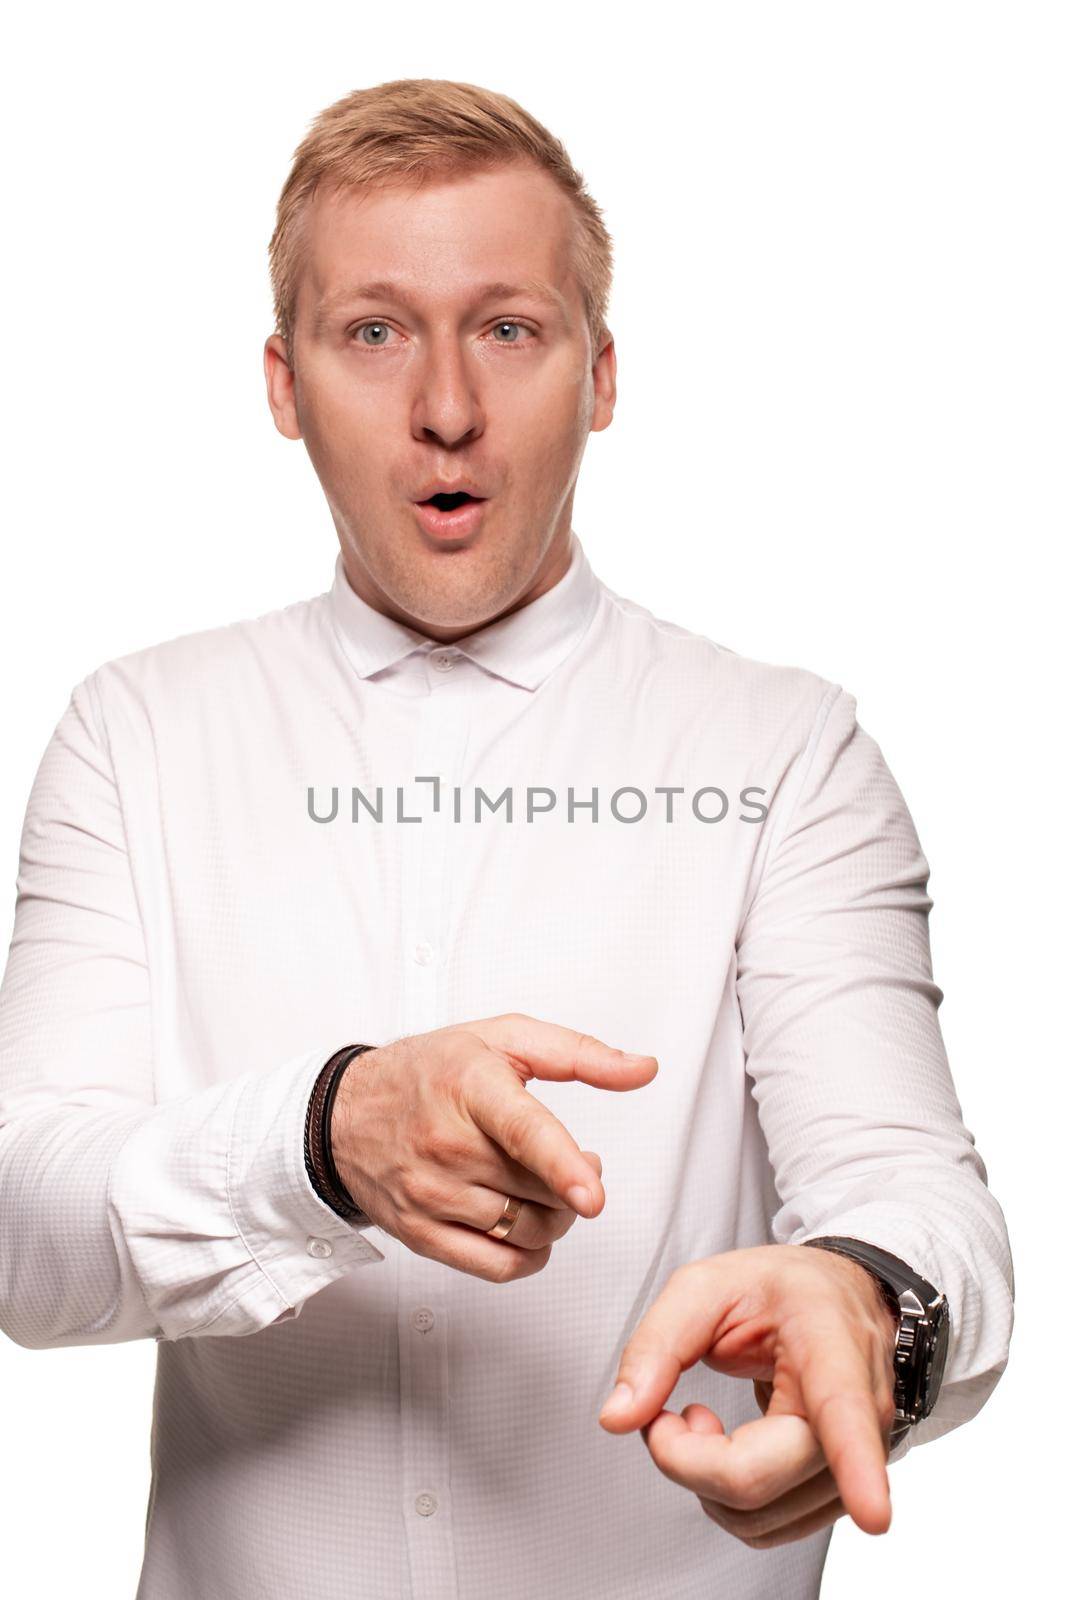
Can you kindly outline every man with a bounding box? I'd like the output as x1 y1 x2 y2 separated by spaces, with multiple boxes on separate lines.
0 78 1013 1599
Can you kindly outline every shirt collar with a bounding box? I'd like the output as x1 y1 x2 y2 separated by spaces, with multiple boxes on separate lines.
327 533 601 691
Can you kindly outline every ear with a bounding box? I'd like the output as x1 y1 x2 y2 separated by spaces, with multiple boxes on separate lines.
590 331 617 434
264 334 302 441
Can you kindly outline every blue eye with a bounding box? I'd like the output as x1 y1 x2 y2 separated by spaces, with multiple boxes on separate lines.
350 320 535 350
356 323 392 347
491 321 532 343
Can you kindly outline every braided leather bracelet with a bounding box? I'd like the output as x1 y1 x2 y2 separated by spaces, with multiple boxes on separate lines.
303 1044 376 1224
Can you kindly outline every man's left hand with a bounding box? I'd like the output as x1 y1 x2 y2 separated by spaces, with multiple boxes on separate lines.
597 1244 900 1548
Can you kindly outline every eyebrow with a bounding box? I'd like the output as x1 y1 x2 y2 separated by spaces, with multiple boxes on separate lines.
312 278 567 333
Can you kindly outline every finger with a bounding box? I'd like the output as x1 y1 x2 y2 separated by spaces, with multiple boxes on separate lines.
794 1312 893 1535
473 1013 659 1094
698 1461 840 1541
415 1215 552 1284
682 1404 724 1436
600 1261 736 1431
474 1146 604 1213
745 1493 848 1549
639 1407 826 1510
448 1183 581 1247
460 1165 604 1239
454 1152 604 1246
466 1057 617 1216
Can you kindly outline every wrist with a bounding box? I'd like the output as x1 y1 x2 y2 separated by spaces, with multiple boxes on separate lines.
303 1045 376 1223
799 1236 951 1441
801 1241 900 1343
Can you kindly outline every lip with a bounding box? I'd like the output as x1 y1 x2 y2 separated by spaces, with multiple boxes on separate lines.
412 497 489 541
413 479 487 501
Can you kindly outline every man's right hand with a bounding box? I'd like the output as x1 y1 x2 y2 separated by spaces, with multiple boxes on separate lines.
329 1013 658 1283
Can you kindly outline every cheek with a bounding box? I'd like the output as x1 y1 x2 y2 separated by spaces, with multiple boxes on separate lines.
297 385 384 481
507 366 589 455
297 355 385 430
526 395 591 483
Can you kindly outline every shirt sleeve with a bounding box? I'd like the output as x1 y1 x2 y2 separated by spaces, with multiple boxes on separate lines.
735 682 1015 1461
0 676 385 1352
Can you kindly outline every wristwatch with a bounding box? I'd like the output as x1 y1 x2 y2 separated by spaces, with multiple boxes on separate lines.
801 1236 951 1447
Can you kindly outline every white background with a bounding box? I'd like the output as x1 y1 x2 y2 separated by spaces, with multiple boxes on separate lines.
0 2 1061 1593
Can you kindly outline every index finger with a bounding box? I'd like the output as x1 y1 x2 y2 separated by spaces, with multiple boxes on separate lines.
796 1314 892 1534
469 1012 659 1093
466 1056 612 1216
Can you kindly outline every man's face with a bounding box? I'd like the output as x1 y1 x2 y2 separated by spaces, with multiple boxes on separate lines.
264 159 616 641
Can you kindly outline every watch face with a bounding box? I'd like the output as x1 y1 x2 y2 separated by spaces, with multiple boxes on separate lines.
924 1301 951 1412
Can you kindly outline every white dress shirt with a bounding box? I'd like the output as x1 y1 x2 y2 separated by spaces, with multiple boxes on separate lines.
0 533 1013 1599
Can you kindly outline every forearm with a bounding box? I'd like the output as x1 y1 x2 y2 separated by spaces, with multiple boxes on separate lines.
0 1046 384 1350
739 684 1015 1452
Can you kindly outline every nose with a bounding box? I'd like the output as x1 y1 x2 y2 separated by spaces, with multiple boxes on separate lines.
410 339 485 448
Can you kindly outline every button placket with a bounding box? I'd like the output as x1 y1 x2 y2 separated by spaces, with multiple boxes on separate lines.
396 661 468 1600
405 661 468 1033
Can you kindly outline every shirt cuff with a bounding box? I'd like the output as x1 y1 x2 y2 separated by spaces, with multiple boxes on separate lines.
223 1048 386 1333
783 1196 1013 1454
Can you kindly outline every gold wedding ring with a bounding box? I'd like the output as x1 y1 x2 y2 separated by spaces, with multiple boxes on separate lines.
486 1194 522 1240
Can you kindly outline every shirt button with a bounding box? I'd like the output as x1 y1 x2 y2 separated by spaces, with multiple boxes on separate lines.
430 650 456 671
411 1307 436 1333
306 1237 333 1258
413 940 435 966
415 1493 438 1517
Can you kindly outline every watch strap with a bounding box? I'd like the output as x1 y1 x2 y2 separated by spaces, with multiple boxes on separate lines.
801 1235 940 1301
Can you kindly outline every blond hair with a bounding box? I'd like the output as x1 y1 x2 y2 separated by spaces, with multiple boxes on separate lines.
268 79 613 362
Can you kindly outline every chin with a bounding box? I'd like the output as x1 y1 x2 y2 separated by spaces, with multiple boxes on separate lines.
407 566 517 631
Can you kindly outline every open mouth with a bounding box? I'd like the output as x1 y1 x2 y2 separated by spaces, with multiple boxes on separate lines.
412 489 489 539
421 491 484 513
